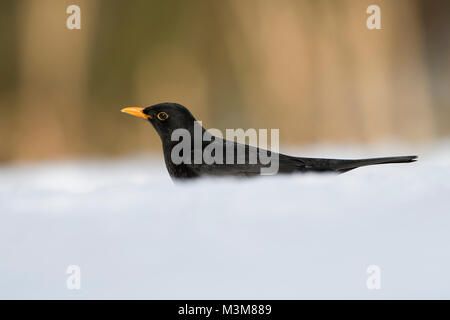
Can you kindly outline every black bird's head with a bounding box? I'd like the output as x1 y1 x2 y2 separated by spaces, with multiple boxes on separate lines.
121 102 198 140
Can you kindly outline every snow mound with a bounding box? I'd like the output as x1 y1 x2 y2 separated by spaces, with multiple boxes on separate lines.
1 142 449 299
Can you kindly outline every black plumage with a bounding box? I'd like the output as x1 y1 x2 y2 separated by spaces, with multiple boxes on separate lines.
121 102 417 179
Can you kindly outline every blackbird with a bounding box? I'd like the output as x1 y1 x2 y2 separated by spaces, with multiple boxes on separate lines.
121 102 417 179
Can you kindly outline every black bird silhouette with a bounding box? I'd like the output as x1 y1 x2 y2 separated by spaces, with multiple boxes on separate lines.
121 102 417 179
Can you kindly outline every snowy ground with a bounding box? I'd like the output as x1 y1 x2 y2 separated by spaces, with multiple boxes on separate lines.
1 141 449 299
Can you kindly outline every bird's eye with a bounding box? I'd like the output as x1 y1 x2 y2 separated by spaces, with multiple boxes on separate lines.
157 112 169 121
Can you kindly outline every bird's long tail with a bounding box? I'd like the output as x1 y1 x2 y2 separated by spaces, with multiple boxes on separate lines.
298 155 417 173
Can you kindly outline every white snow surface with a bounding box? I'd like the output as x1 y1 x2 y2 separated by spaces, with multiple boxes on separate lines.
0 142 449 299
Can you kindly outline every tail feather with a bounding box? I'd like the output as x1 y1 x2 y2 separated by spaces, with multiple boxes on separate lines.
336 155 417 172
298 155 417 173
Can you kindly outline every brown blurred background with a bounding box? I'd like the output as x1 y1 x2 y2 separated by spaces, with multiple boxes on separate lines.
1 0 449 162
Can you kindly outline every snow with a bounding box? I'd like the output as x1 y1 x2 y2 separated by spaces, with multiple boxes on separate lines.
1 141 450 299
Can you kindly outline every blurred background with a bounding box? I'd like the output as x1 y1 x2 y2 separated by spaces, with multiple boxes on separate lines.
1 0 449 163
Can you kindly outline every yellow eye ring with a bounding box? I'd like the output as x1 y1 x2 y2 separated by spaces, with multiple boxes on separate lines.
157 112 169 121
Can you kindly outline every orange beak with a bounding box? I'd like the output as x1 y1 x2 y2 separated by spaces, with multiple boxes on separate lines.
121 107 151 119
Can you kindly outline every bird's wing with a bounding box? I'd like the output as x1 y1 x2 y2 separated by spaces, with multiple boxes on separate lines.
186 137 307 176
